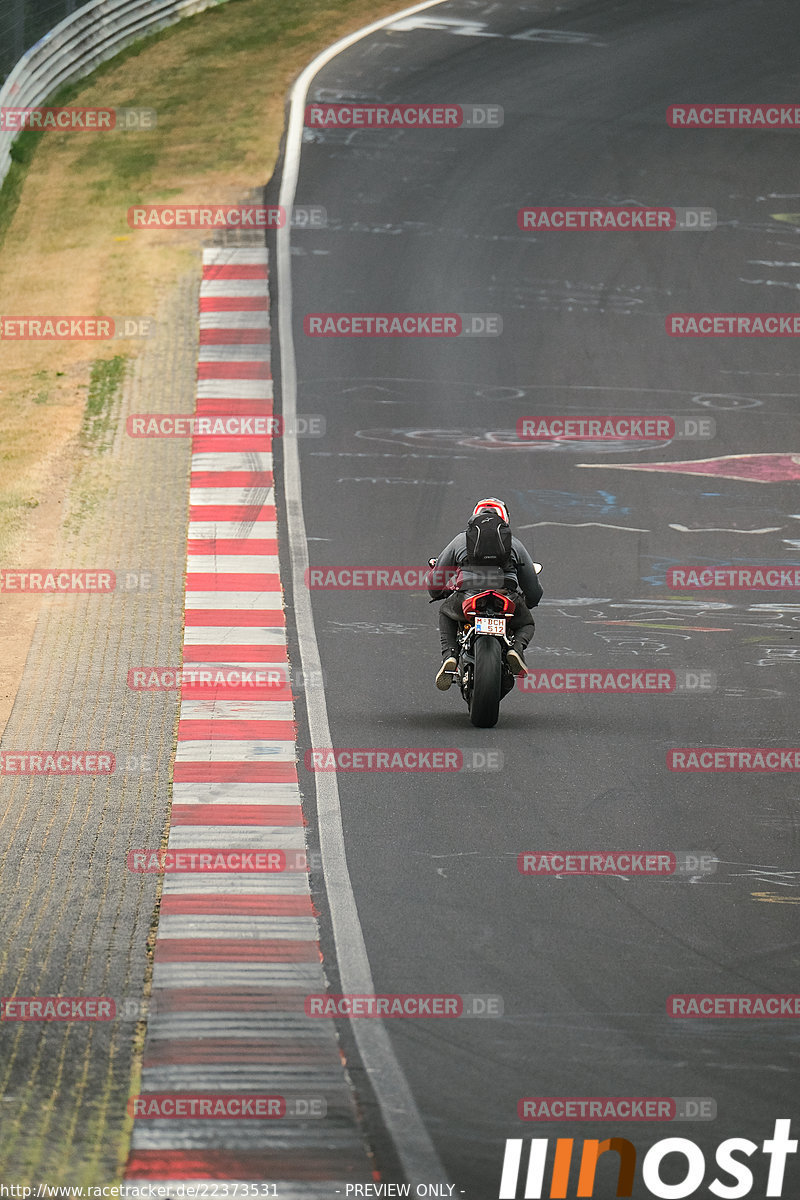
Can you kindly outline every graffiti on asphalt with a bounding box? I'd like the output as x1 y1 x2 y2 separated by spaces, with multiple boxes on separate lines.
577 452 800 483
354 428 668 453
641 554 800 588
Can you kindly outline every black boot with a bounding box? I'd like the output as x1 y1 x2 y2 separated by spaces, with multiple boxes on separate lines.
506 646 527 676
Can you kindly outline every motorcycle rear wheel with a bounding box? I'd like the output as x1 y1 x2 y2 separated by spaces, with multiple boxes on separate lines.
469 636 502 727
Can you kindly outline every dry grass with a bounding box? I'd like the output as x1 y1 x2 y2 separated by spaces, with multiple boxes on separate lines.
0 0 408 549
0 0 411 728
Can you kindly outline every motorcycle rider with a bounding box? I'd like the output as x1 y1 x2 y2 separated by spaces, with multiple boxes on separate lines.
427 498 543 691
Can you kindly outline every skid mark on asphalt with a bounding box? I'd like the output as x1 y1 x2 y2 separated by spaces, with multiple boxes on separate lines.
124 247 372 1192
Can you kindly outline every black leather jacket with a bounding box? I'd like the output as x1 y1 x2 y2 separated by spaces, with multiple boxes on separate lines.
426 532 543 608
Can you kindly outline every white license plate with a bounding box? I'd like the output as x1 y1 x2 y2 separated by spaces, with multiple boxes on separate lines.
475 616 506 635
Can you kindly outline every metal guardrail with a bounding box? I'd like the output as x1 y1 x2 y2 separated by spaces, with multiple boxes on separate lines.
0 2 89 85
0 0 225 191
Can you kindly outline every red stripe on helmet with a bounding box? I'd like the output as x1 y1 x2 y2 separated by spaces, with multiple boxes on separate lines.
472 498 509 523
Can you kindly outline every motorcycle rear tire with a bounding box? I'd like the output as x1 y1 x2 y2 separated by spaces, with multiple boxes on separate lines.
469 636 502 728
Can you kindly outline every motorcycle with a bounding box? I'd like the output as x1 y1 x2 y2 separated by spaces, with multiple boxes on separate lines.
428 559 543 728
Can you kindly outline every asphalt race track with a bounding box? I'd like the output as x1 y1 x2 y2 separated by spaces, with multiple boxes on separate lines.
269 0 800 1194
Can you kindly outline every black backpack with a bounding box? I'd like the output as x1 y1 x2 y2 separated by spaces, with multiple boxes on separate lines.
461 511 515 593
465 511 513 567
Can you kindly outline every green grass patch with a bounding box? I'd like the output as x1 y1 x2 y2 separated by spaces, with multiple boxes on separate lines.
0 490 40 559
0 0 405 251
81 355 127 450
0 128 42 243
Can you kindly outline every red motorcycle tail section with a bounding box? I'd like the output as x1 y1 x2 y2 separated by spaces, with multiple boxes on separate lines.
461 589 517 617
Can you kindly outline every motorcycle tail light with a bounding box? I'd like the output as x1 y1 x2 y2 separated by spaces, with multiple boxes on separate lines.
461 590 516 617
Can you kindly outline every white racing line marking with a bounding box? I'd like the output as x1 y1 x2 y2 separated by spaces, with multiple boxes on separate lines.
386 14 605 45
276 0 453 1186
518 521 650 532
668 524 783 534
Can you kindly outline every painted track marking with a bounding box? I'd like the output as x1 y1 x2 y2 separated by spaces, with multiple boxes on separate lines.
124 246 372 1193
